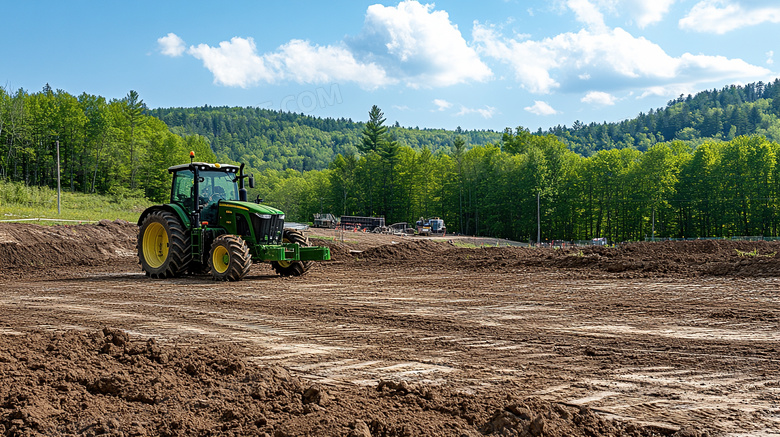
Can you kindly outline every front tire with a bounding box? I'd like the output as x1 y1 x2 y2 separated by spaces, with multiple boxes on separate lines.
208 235 252 281
138 210 191 278
271 229 312 276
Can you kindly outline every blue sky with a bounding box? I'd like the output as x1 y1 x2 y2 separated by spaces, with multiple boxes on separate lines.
2 1 778 131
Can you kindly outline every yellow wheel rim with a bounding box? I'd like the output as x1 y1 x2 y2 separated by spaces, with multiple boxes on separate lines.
143 222 169 268
212 245 229 273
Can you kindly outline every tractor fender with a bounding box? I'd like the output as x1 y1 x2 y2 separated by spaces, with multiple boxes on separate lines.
138 203 191 229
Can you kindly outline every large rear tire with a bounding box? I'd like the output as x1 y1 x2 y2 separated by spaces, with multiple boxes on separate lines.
271 229 312 276
138 210 191 278
208 234 252 281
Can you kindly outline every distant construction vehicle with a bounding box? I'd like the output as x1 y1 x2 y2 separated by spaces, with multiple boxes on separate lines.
340 215 385 232
313 213 339 228
388 222 415 235
416 217 446 236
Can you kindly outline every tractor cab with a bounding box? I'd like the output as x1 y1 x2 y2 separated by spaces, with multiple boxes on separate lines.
168 163 245 225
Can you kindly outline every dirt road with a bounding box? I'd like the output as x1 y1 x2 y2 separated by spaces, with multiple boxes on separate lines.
1 222 778 436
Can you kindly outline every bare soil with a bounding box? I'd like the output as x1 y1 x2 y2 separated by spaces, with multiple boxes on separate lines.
1 221 779 436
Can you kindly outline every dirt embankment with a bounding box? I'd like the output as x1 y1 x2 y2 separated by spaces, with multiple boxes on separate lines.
0 220 137 280
0 328 685 437
2 221 778 280
316 234 780 278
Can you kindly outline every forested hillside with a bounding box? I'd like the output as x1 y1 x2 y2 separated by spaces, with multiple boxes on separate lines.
546 79 780 156
149 106 501 171
151 79 780 168
5 80 780 242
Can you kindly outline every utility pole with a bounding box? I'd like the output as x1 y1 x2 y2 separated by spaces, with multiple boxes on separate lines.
652 205 655 241
56 140 61 215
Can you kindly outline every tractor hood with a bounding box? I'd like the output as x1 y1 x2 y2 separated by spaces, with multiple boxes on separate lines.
219 201 285 217
216 200 286 245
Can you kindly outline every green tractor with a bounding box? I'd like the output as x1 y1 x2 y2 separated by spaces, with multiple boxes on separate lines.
137 154 330 281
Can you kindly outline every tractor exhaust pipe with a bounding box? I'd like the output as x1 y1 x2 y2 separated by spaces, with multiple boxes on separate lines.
238 164 247 202
237 163 253 202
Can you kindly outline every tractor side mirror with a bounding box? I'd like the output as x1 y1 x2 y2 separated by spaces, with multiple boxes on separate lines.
248 174 255 189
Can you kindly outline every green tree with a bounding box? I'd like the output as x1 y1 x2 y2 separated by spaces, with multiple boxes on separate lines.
452 136 466 232
119 90 146 188
329 153 358 216
358 105 388 155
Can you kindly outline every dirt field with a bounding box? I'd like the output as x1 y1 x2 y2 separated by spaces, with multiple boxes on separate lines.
1 221 779 436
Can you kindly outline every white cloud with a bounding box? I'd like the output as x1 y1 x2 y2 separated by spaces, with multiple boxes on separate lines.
187 37 274 87
567 0 608 32
433 99 452 111
473 23 771 95
186 37 391 89
456 105 498 119
169 1 491 89
621 0 676 27
524 101 558 116
564 0 675 29
472 24 560 94
582 91 617 105
349 0 492 87
266 40 393 88
679 0 780 34
768 50 774 65
158 33 186 57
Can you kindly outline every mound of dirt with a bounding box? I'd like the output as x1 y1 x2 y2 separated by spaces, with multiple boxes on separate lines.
343 238 780 279
0 328 302 436
0 220 137 279
307 234 435 262
310 238 355 261
0 328 674 437
552 240 780 277
359 239 451 260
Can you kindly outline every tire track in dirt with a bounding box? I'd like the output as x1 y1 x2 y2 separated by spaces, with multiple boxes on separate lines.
5 268 779 436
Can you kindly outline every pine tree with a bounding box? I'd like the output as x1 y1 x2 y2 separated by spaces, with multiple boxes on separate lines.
359 105 387 154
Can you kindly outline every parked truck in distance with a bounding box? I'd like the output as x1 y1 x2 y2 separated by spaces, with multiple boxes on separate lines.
416 217 446 236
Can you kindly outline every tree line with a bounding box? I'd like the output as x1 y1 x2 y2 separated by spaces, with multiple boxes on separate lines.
5 83 780 241
0 85 214 203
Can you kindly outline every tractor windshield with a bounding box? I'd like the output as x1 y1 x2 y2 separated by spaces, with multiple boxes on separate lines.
198 170 239 204
171 169 239 211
